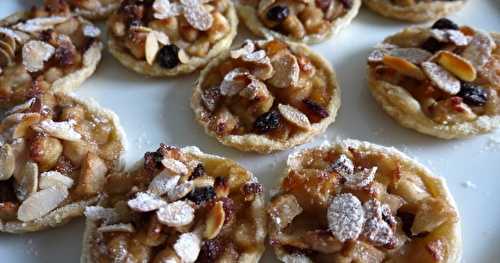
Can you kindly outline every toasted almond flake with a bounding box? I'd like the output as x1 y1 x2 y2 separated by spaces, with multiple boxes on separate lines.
327 193 365 242
14 16 69 32
184 5 213 31
161 158 188 175
146 31 160 65
462 30 495 70
84 206 120 224
421 62 461 94
128 192 166 212
97 223 135 233
173 232 201 263
268 51 300 88
0 27 30 43
383 55 426 80
34 119 81 141
431 29 469 46
17 185 68 222
278 104 311 130
153 0 183 19
22 40 55 72
388 48 432 65
328 154 354 176
344 167 377 189
39 171 74 189
203 201 225 239
230 40 255 59
168 181 194 201
0 144 15 181
219 68 250 96
5 98 36 115
192 176 215 188
436 51 477 82
82 24 101 38
157 200 194 227
14 162 38 202
148 172 180 196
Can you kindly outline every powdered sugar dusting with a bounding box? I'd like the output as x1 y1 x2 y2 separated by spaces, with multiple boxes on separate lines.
421 61 460 95
82 24 101 38
153 0 182 19
173 232 201 263
35 119 81 141
128 192 166 212
22 40 55 72
147 173 180 196
14 16 69 32
327 193 365 242
156 200 195 227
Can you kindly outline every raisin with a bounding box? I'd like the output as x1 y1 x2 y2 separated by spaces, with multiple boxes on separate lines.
197 239 224 263
218 197 235 224
254 110 281 134
457 82 488 106
54 41 76 66
242 182 263 195
187 186 216 204
421 37 444 53
315 0 332 10
431 18 459 30
266 5 289 23
157 44 180 69
303 99 329 119
397 211 415 237
190 163 206 180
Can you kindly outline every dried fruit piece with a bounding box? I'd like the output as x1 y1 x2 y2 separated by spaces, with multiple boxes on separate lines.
162 157 188 175
97 223 135 233
436 51 477 82
39 171 73 189
17 185 68 222
187 186 216 204
457 82 488 106
15 162 39 201
203 201 225 239
174 232 202 263
22 40 55 72
0 145 15 181
421 62 461 95
462 30 495 70
278 104 311 130
157 200 195 227
383 55 425 80
198 239 224 263
431 18 459 30
254 110 281 133
267 5 289 22
128 192 166 212
268 51 300 88
148 172 180 196
303 99 329 119
327 193 365 242
34 119 81 141
158 44 181 68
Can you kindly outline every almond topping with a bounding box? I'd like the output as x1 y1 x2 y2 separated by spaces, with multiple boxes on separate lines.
148 172 180 196
145 31 160 65
84 206 120 224
327 193 365 242
22 40 55 72
389 48 432 64
168 181 194 201
153 0 183 19
461 30 495 70
34 119 81 141
173 232 201 263
82 24 101 38
203 200 225 239
344 167 377 189
39 171 74 189
128 192 166 212
17 185 68 222
382 55 426 80
436 51 477 82
278 104 311 130
157 200 194 227
192 176 215 188
74 153 108 196
184 4 213 31
14 161 39 202
0 144 15 181
97 223 135 233
161 158 189 175
268 51 300 88
421 62 461 95
14 16 69 32
0 27 30 43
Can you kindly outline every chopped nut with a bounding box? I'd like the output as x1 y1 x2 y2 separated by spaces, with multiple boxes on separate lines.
74 153 108 196
34 119 81 141
382 55 426 80
268 51 300 88
17 185 68 222
173 232 202 263
39 171 74 189
97 223 135 233
203 201 225 239
148 172 180 196
278 104 311 130
14 161 39 202
128 192 166 212
268 194 303 230
327 193 365 242
421 62 461 95
436 51 477 82
22 40 55 72
162 157 189 175
29 133 63 171
0 145 15 181
157 200 194 227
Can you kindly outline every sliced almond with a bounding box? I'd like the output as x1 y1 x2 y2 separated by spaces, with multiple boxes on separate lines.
192 176 215 188
74 153 108 196
203 200 225 239
34 119 81 141
0 144 15 181
168 181 194 201
436 51 477 82
462 30 495 70
389 48 432 64
421 62 461 95
145 31 160 65
97 223 135 233
268 50 300 88
14 161 39 202
0 48 12 67
14 16 69 32
39 171 74 189
10 113 42 139
161 158 188 175
382 55 426 80
278 104 311 130
17 185 68 222
22 40 55 72
148 172 180 196
157 200 195 227
173 232 201 263
128 192 166 212
84 206 120 224
178 49 190 64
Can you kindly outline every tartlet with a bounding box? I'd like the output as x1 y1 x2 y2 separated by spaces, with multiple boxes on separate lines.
367 19 500 139
0 92 126 233
363 0 467 22
268 139 461 262
81 144 266 262
191 39 341 153
67 0 122 20
236 0 361 44
0 0 103 109
107 0 238 77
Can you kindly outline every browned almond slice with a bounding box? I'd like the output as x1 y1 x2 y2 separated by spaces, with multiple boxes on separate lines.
278 104 311 130
0 144 15 181
128 192 166 212
389 48 432 64
145 31 159 65
39 171 74 189
34 119 81 141
203 201 225 239
173 232 201 263
14 161 38 201
74 153 108 196
436 51 477 82
97 223 135 233
157 200 195 227
161 157 188 175
17 185 68 222
382 55 426 80
268 194 303 230
421 62 461 95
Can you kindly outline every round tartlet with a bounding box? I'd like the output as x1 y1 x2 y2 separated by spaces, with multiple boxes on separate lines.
0 0 103 109
236 0 361 44
107 0 238 77
362 0 467 22
191 39 341 153
0 92 126 233
81 144 266 262
268 139 461 262
68 0 122 20
367 19 500 139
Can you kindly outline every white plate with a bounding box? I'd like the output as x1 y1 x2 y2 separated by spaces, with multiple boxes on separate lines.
1 0 499 262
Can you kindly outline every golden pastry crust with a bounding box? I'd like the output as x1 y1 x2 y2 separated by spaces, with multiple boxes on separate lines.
106 0 238 77
81 145 266 263
192 39 341 154
0 92 126 233
269 139 461 263
236 0 361 44
69 0 121 20
367 24 500 139
362 0 467 22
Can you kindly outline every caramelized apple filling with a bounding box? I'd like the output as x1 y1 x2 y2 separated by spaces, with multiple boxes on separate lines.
0 0 101 107
0 92 123 224
199 39 332 141
368 18 500 125
86 144 265 262
268 145 458 263
108 0 232 68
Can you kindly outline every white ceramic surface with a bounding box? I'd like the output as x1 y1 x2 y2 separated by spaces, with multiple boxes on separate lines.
0 0 499 262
